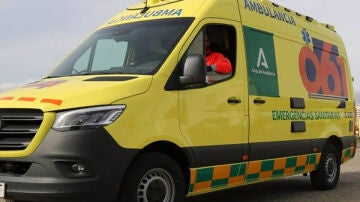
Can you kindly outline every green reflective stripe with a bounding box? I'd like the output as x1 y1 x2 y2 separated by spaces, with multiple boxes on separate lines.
342 146 355 163
196 167 214 182
189 146 355 195
189 152 322 194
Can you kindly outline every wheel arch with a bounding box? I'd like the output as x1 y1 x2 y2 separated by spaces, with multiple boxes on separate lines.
142 141 191 189
121 141 193 193
117 141 193 201
326 135 342 155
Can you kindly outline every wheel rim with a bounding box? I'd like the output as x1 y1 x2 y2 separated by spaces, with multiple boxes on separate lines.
137 168 175 202
324 153 338 183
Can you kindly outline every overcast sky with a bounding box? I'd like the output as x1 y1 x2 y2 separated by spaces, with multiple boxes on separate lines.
0 0 138 91
1 0 359 97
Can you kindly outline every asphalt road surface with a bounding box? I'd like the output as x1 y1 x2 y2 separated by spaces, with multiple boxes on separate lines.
186 148 360 202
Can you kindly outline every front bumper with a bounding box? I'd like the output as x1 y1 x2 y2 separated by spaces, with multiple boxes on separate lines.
0 128 138 202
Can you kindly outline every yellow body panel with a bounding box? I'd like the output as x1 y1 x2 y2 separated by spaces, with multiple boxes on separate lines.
0 0 354 157
0 76 152 111
0 0 356 200
0 0 354 162
101 0 240 28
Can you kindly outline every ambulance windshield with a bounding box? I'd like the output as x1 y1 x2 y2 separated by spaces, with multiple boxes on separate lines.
48 18 193 77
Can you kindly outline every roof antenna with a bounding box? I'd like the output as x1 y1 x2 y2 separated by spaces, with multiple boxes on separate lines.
141 0 150 14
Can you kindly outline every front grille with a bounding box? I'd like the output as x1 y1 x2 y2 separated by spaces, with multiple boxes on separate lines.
0 109 43 150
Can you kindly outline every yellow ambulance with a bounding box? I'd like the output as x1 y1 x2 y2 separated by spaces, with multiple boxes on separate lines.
0 0 356 201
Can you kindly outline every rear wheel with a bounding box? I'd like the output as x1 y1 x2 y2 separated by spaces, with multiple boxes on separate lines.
118 152 185 202
310 144 340 190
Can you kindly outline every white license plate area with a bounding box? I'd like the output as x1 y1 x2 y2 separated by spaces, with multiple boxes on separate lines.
0 183 5 198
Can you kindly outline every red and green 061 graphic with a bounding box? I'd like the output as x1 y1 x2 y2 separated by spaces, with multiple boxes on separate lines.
299 38 348 98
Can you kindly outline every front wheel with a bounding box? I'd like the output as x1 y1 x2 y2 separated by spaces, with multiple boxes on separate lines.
118 152 186 202
310 144 340 190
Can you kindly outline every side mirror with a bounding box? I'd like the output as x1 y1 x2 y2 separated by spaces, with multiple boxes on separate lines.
179 54 206 85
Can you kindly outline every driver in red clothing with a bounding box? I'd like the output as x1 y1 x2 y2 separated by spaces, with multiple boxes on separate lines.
205 34 232 74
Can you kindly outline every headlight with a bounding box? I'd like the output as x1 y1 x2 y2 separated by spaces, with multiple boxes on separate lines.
53 105 126 131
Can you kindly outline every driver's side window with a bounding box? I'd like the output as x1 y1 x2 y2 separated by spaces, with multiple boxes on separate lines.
187 25 236 84
187 31 204 56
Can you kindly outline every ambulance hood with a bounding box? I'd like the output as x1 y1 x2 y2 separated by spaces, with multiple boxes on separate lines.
0 75 152 112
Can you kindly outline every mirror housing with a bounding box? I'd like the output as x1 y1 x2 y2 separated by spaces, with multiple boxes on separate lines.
179 54 206 85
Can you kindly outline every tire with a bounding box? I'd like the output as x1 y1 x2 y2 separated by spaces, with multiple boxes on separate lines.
310 144 340 190
118 152 185 202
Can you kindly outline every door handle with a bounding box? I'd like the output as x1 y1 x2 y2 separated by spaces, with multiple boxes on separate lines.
253 98 266 104
228 97 241 104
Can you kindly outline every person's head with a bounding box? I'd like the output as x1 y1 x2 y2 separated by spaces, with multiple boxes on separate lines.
205 31 222 55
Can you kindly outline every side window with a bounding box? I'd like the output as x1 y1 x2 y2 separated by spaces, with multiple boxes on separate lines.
187 25 236 84
187 31 204 56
